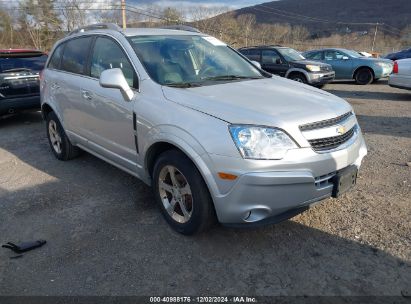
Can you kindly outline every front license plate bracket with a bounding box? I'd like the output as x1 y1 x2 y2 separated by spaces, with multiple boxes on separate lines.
332 165 358 198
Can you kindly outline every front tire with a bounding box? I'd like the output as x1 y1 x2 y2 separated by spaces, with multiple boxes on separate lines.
355 68 373 85
152 150 215 235
46 112 80 161
289 73 307 84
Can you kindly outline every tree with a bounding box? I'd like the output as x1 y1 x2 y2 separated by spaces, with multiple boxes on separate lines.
0 9 13 47
162 7 183 25
58 0 90 32
237 14 256 47
19 0 62 50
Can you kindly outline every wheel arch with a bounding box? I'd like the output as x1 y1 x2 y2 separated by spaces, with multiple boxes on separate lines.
143 135 220 201
41 103 54 120
352 66 375 79
285 68 309 80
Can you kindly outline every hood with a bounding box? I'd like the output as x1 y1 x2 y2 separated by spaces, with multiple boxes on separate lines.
162 76 352 129
290 59 329 67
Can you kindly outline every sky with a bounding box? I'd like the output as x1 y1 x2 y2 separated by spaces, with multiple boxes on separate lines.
130 0 271 10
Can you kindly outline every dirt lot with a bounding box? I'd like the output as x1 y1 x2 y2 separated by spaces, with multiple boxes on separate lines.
0 80 410 297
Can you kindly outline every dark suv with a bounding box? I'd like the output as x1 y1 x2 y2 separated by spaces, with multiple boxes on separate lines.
0 49 47 116
239 46 335 87
384 48 411 61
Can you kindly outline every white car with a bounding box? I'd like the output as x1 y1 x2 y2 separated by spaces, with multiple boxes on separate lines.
389 59 411 90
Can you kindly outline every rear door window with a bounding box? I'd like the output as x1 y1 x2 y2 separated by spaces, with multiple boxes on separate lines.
262 50 281 64
61 37 93 75
306 51 323 60
48 43 65 70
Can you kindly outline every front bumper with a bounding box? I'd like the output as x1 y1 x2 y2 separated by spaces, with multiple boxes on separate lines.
206 132 367 225
307 71 335 85
374 65 393 78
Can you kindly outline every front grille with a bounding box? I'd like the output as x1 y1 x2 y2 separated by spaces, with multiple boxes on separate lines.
299 111 353 131
308 126 356 151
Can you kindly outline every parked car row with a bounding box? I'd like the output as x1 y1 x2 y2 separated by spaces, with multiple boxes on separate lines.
239 46 335 88
1 42 406 120
240 46 394 86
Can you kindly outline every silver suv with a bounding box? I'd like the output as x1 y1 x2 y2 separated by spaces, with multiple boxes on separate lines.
41 24 367 235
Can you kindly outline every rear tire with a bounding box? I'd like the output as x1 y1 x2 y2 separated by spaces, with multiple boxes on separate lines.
288 73 307 84
152 149 215 235
46 112 80 161
355 68 373 85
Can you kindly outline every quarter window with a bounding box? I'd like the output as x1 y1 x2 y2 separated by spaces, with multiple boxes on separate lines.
246 49 261 62
90 37 136 88
61 37 92 74
48 43 64 70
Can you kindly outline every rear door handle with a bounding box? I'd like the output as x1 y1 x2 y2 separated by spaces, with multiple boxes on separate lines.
81 89 92 100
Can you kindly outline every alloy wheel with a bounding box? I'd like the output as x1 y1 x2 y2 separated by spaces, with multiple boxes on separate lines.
158 165 193 224
48 120 62 154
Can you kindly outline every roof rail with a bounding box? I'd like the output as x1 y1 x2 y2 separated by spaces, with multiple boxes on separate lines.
160 25 201 33
68 23 122 36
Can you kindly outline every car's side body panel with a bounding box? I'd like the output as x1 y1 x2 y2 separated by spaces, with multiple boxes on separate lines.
389 58 411 90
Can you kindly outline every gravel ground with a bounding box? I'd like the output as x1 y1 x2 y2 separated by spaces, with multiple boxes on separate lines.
0 80 410 297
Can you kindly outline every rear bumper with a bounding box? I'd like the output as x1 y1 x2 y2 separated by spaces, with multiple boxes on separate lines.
0 95 40 115
307 71 335 85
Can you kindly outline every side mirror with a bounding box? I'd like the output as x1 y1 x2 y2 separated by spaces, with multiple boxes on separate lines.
342 56 349 60
275 58 282 64
99 68 134 101
250 60 261 69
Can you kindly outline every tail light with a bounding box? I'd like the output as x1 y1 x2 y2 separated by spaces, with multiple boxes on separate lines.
393 61 398 74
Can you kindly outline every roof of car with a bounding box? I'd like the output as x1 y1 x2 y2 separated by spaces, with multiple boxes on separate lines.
304 48 349 53
122 28 204 37
239 45 286 50
67 24 204 38
0 49 44 54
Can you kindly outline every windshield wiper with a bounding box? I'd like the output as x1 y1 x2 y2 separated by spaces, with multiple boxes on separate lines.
203 75 262 81
165 82 202 88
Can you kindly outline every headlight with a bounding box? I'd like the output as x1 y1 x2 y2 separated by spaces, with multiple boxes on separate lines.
376 62 390 68
229 125 298 160
305 65 321 72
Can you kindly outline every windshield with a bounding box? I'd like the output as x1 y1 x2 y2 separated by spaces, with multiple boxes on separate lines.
128 35 263 86
344 50 362 58
277 48 305 61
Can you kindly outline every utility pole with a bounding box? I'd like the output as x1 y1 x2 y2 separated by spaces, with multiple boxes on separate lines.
371 23 379 52
121 0 126 29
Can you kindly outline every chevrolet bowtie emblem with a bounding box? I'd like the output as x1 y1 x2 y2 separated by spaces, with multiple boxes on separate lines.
336 125 346 135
